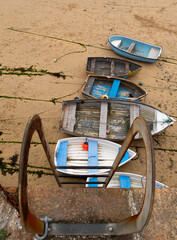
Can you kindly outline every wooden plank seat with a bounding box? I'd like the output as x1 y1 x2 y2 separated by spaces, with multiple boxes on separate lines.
88 140 98 187
147 47 159 59
127 42 136 53
110 59 115 75
91 58 96 72
125 62 129 74
108 79 121 98
99 102 108 138
62 103 76 132
119 176 131 188
130 104 140 139
57 141 68 172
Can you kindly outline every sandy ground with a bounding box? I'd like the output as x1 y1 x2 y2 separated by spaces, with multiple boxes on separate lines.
0 1 176 189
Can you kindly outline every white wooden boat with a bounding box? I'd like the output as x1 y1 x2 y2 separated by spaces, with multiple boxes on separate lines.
54 137 136 175
87 172 168 188
59 99 175 141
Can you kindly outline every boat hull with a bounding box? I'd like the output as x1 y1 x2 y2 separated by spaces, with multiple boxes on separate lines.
86 57 142 77
59 99 175 141
82 75 147 101
108 35 162 63
54 137 136 175
87 172 168 188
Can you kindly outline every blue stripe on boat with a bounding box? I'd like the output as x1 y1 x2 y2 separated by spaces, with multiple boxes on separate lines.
57 141 68 172
119 176 131 188
108 80 120 97
88 140 98 187
119 147 129 165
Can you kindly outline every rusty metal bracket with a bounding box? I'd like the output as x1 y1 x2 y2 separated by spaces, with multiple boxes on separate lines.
18 114 155 237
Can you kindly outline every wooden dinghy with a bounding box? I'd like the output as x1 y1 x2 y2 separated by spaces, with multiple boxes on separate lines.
59 99 175 141
86 57 142 77
86 172 168 188
108 35 162 63
54 137 136 175
82 75 147 101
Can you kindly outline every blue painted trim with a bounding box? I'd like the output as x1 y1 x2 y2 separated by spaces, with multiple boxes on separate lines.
88 177 98 188
119 176 131 188
57 141 68 172
88 140 98 187
108 80 121 97
119 148 129 164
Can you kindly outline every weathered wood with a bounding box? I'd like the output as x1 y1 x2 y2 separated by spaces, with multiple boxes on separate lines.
91 58 96 73
86 57 142 78
84 76 95 94
127 42 136 53
99 102 108 138
60 99 174 141
76 110 100 119
110 59 115 75
130 104 140 138
63 103 77 131
125 61 129 73
130 104 140 126
75 129 99 137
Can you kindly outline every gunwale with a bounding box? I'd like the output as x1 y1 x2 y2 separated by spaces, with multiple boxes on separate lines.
81 74 147 101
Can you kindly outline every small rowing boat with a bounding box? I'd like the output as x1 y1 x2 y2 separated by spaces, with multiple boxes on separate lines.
86 172 168 188
108 35 162 63
86 57 142 77
59 99 175 141
54 137 136 175
82 75 147 101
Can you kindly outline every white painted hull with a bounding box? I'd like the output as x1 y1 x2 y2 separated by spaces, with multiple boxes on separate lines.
60 99 176 141
54 137 136 175
87 172 168 188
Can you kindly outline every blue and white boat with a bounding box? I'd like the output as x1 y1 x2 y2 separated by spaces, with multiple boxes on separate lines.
54 137 136 176
108 35 162 63
87 172 168 188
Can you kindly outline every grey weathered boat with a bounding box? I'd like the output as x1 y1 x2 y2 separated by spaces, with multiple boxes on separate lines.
82 75 147 101
59 99 175 141
86 57 142 77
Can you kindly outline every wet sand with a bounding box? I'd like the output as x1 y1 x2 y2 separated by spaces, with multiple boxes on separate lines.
0 0 176 189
